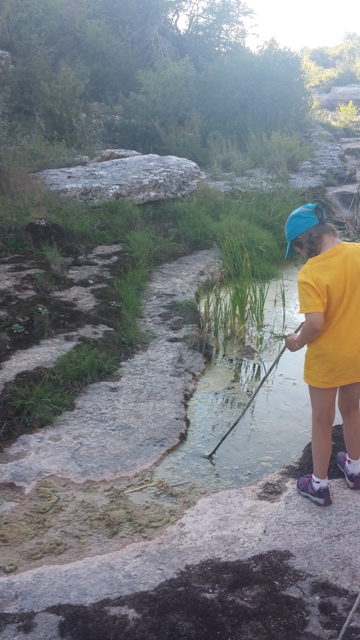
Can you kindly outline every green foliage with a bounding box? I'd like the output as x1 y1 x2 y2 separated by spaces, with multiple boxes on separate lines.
206 132 245 175
48 197 144 247
217 226 281 281
302 34 360 89
246 131 311 176
40 245 67 274
0 0 311 158
7 342 119 432
198 43 309 144
37 67 89 146
301 54 338 90
54 343 118 384
125 230 176 267
336 101 360 132
111 267 149 346
171 0 253 53
0 97 9 143
159 193 216 251
9 376 74 426
155 112 206 166
0 136 82 173
120 57 199 152
117 44 309 159
0 0 176 147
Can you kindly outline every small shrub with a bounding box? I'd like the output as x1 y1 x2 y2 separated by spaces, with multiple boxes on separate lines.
336 101 360 134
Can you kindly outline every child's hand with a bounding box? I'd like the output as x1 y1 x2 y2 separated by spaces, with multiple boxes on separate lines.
286 333 301 352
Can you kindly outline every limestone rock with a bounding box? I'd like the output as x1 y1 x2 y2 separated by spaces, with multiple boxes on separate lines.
326 182 360 220
207 128 356 193
316 84 360 110
0 49 14 68
86 149 142 164
289 132 357 189
35 154 205 205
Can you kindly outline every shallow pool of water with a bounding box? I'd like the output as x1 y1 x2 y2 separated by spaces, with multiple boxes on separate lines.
155 264 341 492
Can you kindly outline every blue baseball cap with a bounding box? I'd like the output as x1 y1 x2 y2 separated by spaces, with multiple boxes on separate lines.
285 203 326 259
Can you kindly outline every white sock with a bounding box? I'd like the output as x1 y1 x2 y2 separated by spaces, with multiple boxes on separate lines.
311 474 328 491
345 456 360 476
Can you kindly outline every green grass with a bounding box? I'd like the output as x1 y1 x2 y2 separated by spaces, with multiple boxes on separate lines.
54 343 119 385
9 376 74 427
6 342 120 436
111 267 150 346
0 137 323 441
246 131 312 176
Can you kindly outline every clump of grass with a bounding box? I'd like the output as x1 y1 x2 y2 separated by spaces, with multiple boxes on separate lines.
199 234 283 352
8 376 74 428
248 281 270 348
41 244 67 275
206 131 245 175
54 343 119 385
199 274 273 353
125 230 176 267
246 131 311 176
112 267 149 346
2 341 120 441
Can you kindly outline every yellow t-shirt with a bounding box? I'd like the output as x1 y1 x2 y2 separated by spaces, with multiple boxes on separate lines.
298 241 360 388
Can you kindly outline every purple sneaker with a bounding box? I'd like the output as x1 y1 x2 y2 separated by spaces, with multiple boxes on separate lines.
336 452 360 490
297 474 332 506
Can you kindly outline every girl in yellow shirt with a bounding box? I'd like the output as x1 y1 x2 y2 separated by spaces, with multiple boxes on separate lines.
285 203 360 506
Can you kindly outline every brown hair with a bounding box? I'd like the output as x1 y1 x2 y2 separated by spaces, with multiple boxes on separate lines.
291 219 339 259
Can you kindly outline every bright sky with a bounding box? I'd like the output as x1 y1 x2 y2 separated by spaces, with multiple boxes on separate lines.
245 0 360 52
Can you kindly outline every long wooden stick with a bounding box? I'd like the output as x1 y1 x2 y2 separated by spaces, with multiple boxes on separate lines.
337 592 360 640
206 324 302 459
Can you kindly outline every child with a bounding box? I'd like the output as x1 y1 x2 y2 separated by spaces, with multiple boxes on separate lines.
284 203 360 506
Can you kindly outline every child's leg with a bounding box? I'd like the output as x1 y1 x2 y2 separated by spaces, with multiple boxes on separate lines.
308 385 337 479
338 382 360 460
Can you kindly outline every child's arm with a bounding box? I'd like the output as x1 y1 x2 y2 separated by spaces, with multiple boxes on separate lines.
286 312 324 352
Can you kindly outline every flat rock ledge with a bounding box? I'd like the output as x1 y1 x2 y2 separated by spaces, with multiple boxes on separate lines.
1 249 360 639
34 154 205 204
1 471 360 639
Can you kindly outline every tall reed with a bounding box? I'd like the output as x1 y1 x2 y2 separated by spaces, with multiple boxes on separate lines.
198 235 275 352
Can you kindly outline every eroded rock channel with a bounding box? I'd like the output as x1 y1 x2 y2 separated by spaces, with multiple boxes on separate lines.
0 247 219 575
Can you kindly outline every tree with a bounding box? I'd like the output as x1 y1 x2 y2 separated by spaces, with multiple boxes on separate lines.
170 0 253 50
